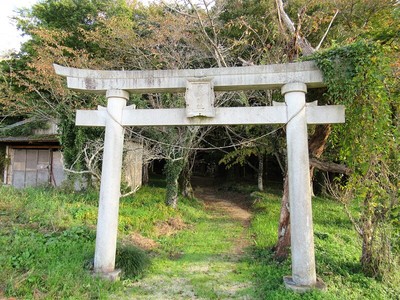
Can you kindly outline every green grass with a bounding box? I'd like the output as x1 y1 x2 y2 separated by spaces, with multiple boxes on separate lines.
249 193 400 299
115 244 150 278
0 185 177 299
0 184 399 299
114 197 255 299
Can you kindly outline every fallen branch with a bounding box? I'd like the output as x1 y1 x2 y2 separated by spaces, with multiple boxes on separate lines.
309 157 352 175
121 185 140 198
63 168 101 181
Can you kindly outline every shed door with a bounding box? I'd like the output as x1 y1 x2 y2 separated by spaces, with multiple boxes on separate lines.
12 149 50 188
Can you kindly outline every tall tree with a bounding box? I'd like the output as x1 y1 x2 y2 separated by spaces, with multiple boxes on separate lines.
79 2 216 205
270 0 399 261
0 0 135 178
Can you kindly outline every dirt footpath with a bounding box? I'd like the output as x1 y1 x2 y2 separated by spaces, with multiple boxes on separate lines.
193 182 253 256
113 178 255 300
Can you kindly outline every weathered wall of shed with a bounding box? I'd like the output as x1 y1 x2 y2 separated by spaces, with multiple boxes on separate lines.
122 141 143 191
3 147 66 188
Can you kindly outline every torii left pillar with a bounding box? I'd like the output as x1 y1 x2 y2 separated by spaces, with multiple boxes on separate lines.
93 89 128 280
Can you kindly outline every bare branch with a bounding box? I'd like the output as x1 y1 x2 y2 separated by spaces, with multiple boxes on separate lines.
187 0 227 67
316 9 339 51
323 174 363 236
160 0 196 18
64 138 104 184
64 168 101 181
275 0 315 55
274 152 285 174
0 117 40 131
275 0 284 31
276 0 296 33
121 185 140 198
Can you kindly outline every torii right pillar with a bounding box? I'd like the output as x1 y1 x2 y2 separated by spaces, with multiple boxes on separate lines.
282 82 326 292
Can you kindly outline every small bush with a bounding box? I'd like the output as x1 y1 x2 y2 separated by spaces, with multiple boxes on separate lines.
115 244 150 278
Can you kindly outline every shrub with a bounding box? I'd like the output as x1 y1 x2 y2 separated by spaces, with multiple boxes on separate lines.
115 244 150 278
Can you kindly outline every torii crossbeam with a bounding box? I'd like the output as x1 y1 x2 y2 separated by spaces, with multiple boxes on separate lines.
54 61 344 291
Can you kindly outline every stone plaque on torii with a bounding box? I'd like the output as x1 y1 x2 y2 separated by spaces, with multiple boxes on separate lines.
54 61 344 291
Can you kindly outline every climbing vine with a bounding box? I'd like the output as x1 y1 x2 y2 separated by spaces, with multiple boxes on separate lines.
59 115 105 187
313 40 399 278
164 158 185 208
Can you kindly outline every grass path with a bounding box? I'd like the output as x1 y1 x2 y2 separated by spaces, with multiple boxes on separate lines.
112 183 257 299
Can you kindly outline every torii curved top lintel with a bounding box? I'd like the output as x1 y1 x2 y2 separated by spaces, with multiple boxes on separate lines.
53 61 325 94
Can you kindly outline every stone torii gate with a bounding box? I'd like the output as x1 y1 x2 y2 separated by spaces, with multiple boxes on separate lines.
54 61 344 291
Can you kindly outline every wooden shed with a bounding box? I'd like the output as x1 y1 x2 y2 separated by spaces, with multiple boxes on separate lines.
0 134 66 188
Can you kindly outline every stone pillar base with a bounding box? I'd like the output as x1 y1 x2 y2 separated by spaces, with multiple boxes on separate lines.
93 269 122 282
283 276 327 293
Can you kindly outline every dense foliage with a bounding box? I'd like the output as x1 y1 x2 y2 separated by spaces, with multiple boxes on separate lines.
313 41 399 277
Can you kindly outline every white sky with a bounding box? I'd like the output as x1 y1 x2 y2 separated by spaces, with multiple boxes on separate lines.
0 0 152 54
0 0 38 54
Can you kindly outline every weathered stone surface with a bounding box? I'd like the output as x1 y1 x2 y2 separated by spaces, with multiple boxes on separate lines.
93 90 128 274
283 83 316 287
94 269 122 282
54 61 325 93
283 276 327 292
75 106 345 127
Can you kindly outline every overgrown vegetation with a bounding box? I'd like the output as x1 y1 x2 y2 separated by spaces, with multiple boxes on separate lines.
312 41 399 278
250 191 400 299
3 0 397 209
0 119 49 137
1 184 399 299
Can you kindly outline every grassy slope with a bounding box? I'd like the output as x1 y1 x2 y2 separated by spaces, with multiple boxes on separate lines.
0 185 398 299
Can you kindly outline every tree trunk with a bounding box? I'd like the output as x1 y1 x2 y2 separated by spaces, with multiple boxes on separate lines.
308 124 332 195
165 159 184 208
309 125 332 164
179 158 194 198
123 141 143 191
257 153 264 191
274 125 332 259
274 173 291 260
276 0 315 56
142 163 149 185
360 209 375 276
361 231 373 275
